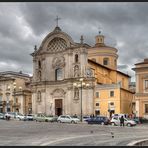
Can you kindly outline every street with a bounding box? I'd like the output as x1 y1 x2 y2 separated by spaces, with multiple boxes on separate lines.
0 120 148 146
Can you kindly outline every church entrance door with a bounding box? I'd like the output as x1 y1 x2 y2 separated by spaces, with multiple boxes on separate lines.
55 99 62 116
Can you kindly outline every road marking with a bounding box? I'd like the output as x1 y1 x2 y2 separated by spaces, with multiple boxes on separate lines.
40 133 109 146
127 138 148 146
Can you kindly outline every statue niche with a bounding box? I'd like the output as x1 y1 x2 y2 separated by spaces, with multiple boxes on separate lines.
74 65 80 77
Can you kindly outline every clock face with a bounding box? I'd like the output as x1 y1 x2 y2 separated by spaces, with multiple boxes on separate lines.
86 69 93 77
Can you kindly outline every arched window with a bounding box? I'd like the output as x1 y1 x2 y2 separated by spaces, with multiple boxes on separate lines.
114 59 116 66
75 54 79 63
103 58 109 65
38 60 41 69
55 68 63 80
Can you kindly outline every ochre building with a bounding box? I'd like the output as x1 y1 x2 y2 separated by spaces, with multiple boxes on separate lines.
0 71 32 114
132 58 148 118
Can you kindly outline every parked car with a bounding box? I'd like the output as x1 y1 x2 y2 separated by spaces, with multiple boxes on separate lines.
25 114 34 121
86 116 110 125
0 113 4 119
83 116 91 122
110 116 136 127
112 114 127 118
57 115 80 123
4 112 26 121
16 113 26 121
34 113 54 122
132 117 141 124
46 115 58 122
4 112 15 119
136 117 148 124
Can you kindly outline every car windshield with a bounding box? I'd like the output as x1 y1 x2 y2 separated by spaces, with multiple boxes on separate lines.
27 115 33 116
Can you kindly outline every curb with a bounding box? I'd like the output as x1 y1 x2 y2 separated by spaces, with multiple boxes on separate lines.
127 139 148 146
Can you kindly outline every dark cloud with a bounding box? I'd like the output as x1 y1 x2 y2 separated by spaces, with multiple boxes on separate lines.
0 2 148 81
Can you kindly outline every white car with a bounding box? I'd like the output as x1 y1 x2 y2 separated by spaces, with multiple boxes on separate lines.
16 113 26 121
57 115 80 124
110 116 136 127
25 114 34 121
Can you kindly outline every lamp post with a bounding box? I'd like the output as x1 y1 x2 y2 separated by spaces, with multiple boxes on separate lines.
73 78 90 122
13 82 16 112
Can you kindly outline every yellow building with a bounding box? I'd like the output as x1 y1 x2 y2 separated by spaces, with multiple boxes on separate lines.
132 58 148 118
87 33 134 117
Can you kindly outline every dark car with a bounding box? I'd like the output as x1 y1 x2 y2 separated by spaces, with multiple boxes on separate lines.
132 117 141 124
86 116 110 125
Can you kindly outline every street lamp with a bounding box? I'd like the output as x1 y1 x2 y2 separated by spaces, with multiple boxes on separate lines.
6 86 11 112
73 78 90 122
13 82 16 112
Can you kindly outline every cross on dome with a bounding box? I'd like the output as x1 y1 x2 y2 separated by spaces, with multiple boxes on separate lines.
55 16 61 27
98 26 102 35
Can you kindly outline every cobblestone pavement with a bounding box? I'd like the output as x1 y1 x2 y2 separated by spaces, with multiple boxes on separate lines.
0 119 148 146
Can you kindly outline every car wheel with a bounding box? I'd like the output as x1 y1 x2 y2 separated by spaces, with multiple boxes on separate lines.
45 119 48 122
111 122 115 126
71 120 75 124
101 122 104 125
127 123 131 127
57 120 61 123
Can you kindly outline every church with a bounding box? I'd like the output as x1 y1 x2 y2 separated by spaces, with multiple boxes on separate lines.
31 20 134 118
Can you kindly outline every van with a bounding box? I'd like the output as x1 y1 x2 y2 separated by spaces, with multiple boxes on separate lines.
112 114 127 118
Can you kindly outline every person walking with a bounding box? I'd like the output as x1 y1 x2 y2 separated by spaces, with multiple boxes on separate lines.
120 116 124 127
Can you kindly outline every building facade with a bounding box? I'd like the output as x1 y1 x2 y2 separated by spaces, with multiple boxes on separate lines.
132 58 148 118
31 25 134 117
31 26 95 117
87 34 134 117
0 71 32 114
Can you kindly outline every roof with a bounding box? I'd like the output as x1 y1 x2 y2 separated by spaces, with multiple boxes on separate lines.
135 58 148 65
0 71 31 78
91 44 118 52
116 70 131 78
0 75 15 81
88 59 112 70
88 59 131 78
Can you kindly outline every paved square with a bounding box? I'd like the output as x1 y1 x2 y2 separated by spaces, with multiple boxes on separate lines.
0 120 148 146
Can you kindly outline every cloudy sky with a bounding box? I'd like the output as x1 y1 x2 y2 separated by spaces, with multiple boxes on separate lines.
0 2 148 81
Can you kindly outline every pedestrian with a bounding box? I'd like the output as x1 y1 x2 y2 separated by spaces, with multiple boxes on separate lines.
120 116 124 127
73 114 77 118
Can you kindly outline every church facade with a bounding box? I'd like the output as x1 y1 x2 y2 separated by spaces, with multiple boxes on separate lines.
31 26 95 117
31 24 134 117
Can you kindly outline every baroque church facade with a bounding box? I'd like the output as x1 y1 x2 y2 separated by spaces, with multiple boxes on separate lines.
31 26 95 116
31 24 134 117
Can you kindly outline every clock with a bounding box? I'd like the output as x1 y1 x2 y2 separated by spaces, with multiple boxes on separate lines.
86 69 93 77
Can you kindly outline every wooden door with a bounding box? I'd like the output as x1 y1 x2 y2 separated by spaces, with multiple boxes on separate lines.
55 99 62 116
